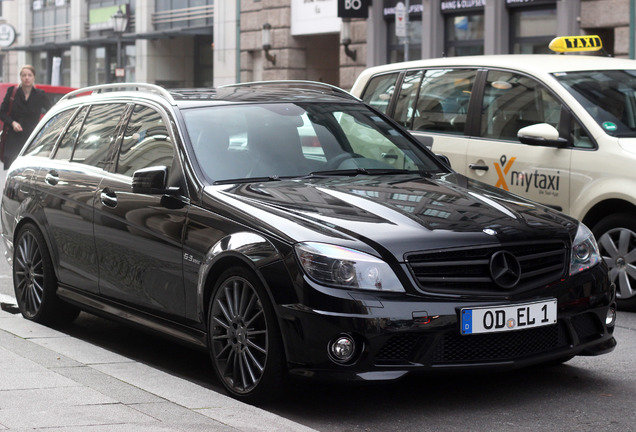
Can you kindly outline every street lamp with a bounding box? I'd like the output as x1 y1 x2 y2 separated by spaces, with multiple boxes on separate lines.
262 23 276 65
111 6 128 82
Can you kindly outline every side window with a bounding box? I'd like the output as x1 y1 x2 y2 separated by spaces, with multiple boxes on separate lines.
55 106 88 161
481 71 562 141
412 69 477 135
393 70 423 129
23 109 75 158
117 105 173 176
360 72 400 114
72 103 126 168
571 117 594 149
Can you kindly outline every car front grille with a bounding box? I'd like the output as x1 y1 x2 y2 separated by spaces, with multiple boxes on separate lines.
405 241 568 295
373 313 604 367
430 323 566 364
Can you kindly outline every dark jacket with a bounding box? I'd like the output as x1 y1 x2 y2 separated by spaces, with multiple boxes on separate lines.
0 86 51 168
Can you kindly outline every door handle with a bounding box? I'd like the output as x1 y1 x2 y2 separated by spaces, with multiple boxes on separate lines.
100 189 118 208
44 170 59 185
469 164 489 171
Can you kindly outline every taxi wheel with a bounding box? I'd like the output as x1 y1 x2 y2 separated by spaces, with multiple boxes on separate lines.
593 214 636 311
207 266 287 403
13 224 80 324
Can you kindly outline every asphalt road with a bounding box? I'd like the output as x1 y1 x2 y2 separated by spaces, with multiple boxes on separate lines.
0 169 634 431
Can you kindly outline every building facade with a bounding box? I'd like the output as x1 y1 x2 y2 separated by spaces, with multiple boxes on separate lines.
0 0 632 91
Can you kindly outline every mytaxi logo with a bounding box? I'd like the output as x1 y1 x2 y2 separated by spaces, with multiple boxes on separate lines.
494 154 561 196
494 155 516 191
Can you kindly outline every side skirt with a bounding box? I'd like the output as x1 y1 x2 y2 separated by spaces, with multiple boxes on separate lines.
57 286 208 351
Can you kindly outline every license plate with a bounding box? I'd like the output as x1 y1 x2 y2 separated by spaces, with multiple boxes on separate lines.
460 299 557 335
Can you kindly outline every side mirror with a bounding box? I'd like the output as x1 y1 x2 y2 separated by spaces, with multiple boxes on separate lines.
517 123 568 148
132 166 178 195
436 154 451 169
414 134 434 149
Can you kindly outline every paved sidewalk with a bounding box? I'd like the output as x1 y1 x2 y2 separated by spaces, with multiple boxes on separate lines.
0 295 316 432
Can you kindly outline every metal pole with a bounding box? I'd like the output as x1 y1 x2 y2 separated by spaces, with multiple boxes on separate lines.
404 0 410 61
116 34 122 82
631 0 635 59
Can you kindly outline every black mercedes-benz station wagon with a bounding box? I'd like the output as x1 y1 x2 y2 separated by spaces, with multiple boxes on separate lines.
1 82 616 402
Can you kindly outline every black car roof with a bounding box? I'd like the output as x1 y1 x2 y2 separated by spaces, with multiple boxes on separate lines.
60 81 361 107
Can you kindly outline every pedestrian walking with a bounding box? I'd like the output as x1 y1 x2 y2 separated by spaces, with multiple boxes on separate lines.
0 65 51 170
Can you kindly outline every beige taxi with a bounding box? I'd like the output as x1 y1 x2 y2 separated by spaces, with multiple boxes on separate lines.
351 36 636 310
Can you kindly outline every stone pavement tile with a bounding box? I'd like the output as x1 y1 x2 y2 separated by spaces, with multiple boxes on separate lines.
93 363 319 431
0 386 115 408
0 313 68 339
131 402 236 431
0 403 158 429
7 423 223 432
197 406 319 432
32 336 133 365
92 362 226 410
0 347 80 391
0 329 80 369
54 365 165 405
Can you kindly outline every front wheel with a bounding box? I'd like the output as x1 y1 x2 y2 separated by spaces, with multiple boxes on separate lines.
13 223 80 324
207 266 287 403
593 214 636 311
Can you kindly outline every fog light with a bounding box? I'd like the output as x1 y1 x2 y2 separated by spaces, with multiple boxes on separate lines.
605 306 617 327
330 335 356 363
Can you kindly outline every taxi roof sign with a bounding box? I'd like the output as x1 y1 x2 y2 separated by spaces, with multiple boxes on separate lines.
549 35 603 53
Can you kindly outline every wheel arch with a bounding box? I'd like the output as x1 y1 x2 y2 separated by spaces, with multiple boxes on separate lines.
582 199 636 231
196 231 288 326
11 216 58 272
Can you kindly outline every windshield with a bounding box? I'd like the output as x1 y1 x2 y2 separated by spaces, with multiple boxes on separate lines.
182 102 444 183
554 70 636 137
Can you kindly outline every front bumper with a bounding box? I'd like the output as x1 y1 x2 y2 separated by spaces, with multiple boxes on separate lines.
278 264 616 380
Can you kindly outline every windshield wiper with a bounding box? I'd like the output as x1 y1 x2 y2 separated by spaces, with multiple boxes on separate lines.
213 175 285 185
305 168 421 178
304 168 370 177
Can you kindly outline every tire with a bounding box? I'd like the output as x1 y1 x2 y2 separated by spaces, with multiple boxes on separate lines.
592 214 636 311
13 223 80 324
207 266 287 403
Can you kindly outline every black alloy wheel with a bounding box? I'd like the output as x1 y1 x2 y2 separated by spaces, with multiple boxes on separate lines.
208 266 286 403
13 224 79 324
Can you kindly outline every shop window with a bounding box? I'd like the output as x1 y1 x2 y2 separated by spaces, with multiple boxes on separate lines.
384 0 423 63
510 7 557 54
387 19 423 63
445 13 484 57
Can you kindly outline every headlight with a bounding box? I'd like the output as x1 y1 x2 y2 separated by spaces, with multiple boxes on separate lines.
294 242 404 292
569 223 601 275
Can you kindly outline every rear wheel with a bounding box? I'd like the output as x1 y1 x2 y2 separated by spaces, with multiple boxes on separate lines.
593 214 636 311
207 266 287 403
13 223 80 324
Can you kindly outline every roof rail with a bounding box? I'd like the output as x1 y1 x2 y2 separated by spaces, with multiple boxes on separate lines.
221 80 360 101
59 83 176 104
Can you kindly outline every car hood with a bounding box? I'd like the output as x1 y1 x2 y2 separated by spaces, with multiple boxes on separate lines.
204 173 576 259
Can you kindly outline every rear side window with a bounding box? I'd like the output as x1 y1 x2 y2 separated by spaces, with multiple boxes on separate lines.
360 72 400 114
480 70 562 141
54 106 88 161
73 104 126 168
54 103 126 169
23 109 75 158
408 69 477 135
